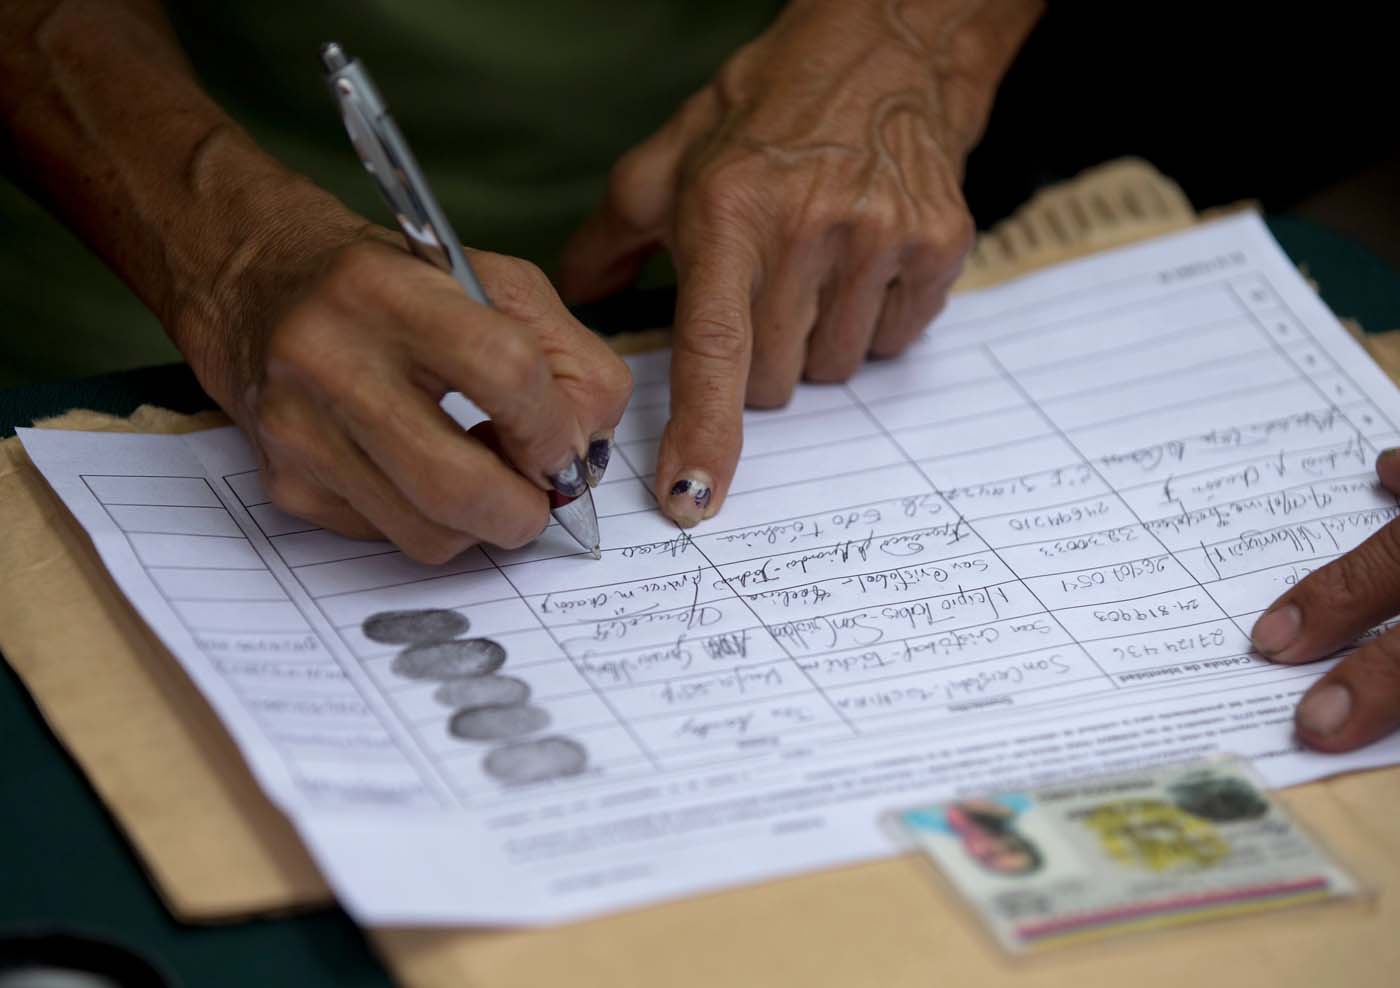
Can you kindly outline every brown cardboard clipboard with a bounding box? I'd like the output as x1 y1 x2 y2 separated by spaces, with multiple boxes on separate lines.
5 159 1400 986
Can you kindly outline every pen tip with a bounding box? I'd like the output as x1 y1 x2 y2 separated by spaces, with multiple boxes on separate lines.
591 547 602 561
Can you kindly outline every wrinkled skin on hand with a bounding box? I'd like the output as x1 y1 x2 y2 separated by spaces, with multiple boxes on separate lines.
561 0 1043 526
203 222 631 564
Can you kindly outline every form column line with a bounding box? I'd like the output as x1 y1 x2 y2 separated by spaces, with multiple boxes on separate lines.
222 477 466 806
840 383 1122 690
1232 277 1395 453
981 346 1253 642
479 545 665 772
611 440 862 738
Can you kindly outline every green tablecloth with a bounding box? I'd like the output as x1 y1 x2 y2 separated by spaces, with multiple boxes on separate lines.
2 216 1397 987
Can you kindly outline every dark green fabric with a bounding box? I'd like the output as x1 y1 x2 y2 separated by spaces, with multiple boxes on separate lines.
0 183 181 390
0 1 782 388
1267 214 1400 336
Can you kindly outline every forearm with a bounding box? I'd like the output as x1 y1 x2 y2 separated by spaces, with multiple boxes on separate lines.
0 0 361 404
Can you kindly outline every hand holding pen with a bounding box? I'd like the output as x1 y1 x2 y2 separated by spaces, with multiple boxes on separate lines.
193 51 630 565
318 42 625 559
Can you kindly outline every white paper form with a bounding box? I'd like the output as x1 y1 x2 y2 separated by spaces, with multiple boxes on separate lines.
20 214 1400 925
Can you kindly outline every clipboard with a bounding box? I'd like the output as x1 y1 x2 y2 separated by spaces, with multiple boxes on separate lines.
4 159 1399 987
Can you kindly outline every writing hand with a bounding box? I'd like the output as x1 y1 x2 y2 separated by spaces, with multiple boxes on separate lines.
559 0 1042 526
218 229 631 563
1251 449 1400 751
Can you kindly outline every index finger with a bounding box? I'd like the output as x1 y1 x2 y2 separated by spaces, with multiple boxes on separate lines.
1292 628 1400 752
655 232 759 527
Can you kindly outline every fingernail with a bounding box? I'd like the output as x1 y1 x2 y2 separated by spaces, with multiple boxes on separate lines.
549 456 588 499
585 434 612 487
1252 604 1301 657
666 471 713 528
1298 683 1351 737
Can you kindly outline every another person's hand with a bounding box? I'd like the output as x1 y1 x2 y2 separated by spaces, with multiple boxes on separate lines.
560 0 1043 525
1251 449 1400 752
201 225 631 564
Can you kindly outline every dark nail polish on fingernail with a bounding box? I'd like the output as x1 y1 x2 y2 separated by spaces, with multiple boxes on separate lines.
550 456 588 499
586 436 612 487
666 472 712 527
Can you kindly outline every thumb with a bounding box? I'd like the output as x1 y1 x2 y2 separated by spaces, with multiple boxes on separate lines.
558 89 719 304
1292 628 1400 752
1250 513 1400 665
1376 446 1400 493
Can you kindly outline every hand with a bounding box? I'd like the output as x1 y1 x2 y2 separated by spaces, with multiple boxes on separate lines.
559 0 1043 526
1251 449 1400 752
198 224 631 564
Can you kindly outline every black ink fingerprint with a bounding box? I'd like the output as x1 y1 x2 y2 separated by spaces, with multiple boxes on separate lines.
433 675 531 709
391 638 505 679
483 736 588 783
362 608 469 645
448 704 551 741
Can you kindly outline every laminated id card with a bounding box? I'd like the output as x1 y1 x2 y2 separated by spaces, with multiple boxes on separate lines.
892 757 1361 954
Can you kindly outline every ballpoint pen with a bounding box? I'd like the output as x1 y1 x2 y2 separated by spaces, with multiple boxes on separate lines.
319 41 602 560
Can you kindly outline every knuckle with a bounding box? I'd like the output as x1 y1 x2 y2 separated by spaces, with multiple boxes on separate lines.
500 507 549 551
1308 556 1366 613
1306 547 1384 616
262 469 324 521
1366 630 1400 677
1370 519 1400 573
262 315 365 402
254 392 312 454
597 354 634 413
487 257 554 311
854 206 901 247
323 240 392 299
483 330 547 396
949 28 994 77
713 48 755 103
942 209 977 257
678 308 750 363
607 150 654 218
912 210 975 264
263 315 328 377
400 532 472 566
790 214 834 251
607 150 644 197
690 167 754 223
805 351 862 384
745 372 795 410
409 467 464 529
1311 520 1400 613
